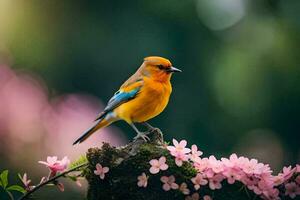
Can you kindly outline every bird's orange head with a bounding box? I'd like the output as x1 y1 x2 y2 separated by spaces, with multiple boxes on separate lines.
140 56 181 82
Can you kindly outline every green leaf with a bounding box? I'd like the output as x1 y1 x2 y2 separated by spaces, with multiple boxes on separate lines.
0 170 9 188
69 155 87 169
7 185 26 194
17 173 23 183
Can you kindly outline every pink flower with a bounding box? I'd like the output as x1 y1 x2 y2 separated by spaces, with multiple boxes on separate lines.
285 182 300 199
167 139 191 166
241 176 260 187
185 193 200 200
38 156 70 176
241 158 258 174
204 168 215 179
194 158 209 172
149 156 168 174
273 175 284 186
282 166 296 180
179 182 190 195
137 172 148 188
191 173 208 190
203 195 213 200
167 139 191 155
94 163 109 179
222 168 242 184
189 145 203 162
160 175 179 191
226 154 239 167
174 151 189 167
221 154 244 174
208 174 224 190
20 173 31 189
274 166 296 185
208 156 223 173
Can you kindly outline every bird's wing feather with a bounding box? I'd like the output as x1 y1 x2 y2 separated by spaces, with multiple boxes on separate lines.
95 80 143 121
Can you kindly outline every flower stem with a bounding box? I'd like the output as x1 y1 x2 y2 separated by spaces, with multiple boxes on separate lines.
18 162 88 200
7 191 14 200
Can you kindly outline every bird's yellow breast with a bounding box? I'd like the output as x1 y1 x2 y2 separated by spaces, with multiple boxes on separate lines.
115 77 172 123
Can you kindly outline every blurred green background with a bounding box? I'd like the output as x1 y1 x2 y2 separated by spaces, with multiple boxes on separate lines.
0 0 300 199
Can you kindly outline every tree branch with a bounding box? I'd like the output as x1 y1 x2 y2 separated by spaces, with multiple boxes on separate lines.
18 162 88 200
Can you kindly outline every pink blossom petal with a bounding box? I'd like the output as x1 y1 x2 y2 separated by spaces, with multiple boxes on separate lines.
169 175 175 183
150 167 159 174
150 159 159 166
102 167 109 173
160 176 169 183
172 139 179 146
100 174 105 179
171 183 179 189
159 156 166 164
38 161 50 166
163 183 171 191
175 159 183 166
167 146 176 152
179 140 187 147
160 163 169 171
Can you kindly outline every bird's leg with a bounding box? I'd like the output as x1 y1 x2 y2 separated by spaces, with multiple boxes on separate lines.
141 122 156 130
130 123 150 142
141 122 163 139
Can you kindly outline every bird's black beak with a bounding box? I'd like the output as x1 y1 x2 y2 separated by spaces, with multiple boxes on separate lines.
168 66 182 73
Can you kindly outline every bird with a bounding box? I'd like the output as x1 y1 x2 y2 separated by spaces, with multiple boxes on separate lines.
73 56 181 145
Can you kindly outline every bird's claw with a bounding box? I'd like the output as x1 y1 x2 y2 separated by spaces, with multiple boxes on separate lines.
134 132 150 142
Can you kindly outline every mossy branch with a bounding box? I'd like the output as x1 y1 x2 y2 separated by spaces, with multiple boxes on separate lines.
84 129 300 200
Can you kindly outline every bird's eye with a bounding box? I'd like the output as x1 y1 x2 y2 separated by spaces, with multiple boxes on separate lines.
157 65 164 70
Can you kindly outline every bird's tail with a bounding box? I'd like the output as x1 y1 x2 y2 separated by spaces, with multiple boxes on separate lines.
73 115 115 145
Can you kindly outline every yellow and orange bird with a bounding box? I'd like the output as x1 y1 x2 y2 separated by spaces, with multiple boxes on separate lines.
73 56 181 145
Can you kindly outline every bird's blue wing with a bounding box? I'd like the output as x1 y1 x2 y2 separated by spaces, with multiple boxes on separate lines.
105 88 140 112
95 86 141 121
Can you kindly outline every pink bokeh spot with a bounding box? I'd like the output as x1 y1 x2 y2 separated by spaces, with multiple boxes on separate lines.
0 65 127 173
43 94 127 160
